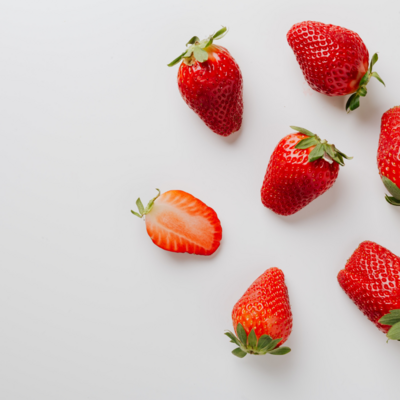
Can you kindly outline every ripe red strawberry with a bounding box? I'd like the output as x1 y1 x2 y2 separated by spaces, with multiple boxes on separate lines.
131 189 222 256
377 106 400 206
261 126 352 216
225 268 292 358
168 27 243 137
287 21 385 112
337 241 400 341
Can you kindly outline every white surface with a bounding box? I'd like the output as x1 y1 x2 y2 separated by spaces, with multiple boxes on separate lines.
1 0 400 399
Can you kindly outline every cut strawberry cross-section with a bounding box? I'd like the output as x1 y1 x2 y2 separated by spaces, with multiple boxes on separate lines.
132 189 222 256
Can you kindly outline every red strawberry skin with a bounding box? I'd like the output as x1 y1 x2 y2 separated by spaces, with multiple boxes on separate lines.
287 21 369 96
338 241 400 333
145 190 222 256
232 268 292 346
261 133 339 216
177 44 243 137
377 106 400 188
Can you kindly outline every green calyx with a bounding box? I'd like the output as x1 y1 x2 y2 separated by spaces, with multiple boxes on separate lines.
225 323 291 358
167 27 228 67
346 53 385 112
291 126 353 166
131 189 161 218
381 176 400 206
378 309 400 341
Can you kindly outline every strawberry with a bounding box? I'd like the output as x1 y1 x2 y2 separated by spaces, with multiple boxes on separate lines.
377 106 400 206
287 21 385 112
225 268 292 358
168 27 243 137
337 241 400 341
261 126 352 216
131 189 222 256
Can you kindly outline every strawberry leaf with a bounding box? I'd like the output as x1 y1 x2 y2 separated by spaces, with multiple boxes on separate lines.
224 331 241 346
182 48 194 58
256 334 272 350
359 71 369 87
248 329 257 349
369 53 379 72
131 210 142 218
346 93 360 112
232 348 247 358
269 347 291 355
385 195 400 206
381 176 400 201
136 198 145 215
290 126 315 137
167 52 186 67
193 47 208 63
236 323 247 345
371 72 385 86
387 321 400 341
358 87 367 97
264 338 282 352
213 26 228 40
295 137 319 150
186 36 199 46
199 39 213 49
308 143 324 162
379 310 400 326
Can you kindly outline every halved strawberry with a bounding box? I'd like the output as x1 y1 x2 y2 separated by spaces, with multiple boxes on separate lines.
131 189 222 256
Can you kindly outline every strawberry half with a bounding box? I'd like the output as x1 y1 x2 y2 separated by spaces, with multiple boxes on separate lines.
337 241 400 341
287 21 385 112
261 126 352 216
377 106 400 206
225 268 293 358
168 27 243 137
131 189 222 256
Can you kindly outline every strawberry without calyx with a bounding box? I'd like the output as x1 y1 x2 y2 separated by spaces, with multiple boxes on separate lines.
225 268 292 358
168 27 243 137
287 21 385 112
131 189 222 256
261 126 352 216
337 241 400 341
377 106 400 206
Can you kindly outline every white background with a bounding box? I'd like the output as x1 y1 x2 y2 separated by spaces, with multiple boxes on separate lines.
1 0 400 399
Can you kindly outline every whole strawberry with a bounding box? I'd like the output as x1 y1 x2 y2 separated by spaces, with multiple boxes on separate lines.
338 241 400 341
225 268 292 358
287 21 385 112
168 27 243 137
131 189 222 256
377 106 400 206
261 126 352 216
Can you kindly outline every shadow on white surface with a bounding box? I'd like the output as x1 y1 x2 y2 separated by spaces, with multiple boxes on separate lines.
222 124 243 145
240 347 297 377
318 92 347 111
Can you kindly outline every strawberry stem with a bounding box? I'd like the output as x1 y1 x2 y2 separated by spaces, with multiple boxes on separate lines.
131 189 161 218
291 126 352 166
167 27 228 67
346 53 385 112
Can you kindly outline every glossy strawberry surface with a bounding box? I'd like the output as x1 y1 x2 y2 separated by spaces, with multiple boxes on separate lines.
177 44 243 137
338 241 400 333
377 106 400 188
261 133 339 216
232 268 292 346
145 190 222 255
287 21 369 96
